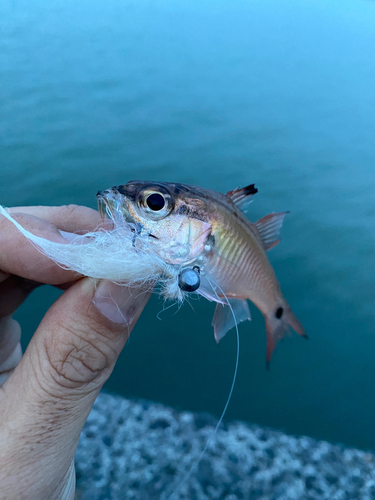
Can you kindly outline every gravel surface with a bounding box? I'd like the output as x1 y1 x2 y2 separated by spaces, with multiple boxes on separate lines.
75 392 375 500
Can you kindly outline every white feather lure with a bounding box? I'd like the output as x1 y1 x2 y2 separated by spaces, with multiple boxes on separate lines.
0 205 183 300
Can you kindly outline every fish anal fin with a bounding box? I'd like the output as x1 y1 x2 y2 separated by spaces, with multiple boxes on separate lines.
255 212 289 251
226 184 258 212
212 299 251 343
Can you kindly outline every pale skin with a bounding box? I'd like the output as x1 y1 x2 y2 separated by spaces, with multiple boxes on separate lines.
0 205 151 500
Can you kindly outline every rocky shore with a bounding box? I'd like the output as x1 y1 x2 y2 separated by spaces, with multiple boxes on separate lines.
75 392 375 500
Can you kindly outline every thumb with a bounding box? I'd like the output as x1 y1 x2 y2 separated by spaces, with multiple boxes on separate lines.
0 278 151 499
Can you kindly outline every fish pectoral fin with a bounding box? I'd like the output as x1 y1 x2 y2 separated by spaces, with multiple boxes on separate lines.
226 184 258 212
255 212 289 251
212 299 251 343
196 275 226 304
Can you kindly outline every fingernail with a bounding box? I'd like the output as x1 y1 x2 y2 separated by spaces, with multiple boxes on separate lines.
93 280 151 325
59 230 92 244
59 230 78 242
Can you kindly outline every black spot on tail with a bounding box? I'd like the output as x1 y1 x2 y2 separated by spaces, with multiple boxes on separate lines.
275 307 283 319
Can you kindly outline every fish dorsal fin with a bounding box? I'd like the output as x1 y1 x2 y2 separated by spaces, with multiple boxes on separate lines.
212 299 251 343
255 212 288 251
226 184 258 212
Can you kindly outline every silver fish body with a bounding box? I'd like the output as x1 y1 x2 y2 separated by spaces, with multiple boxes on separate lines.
98 181 306 363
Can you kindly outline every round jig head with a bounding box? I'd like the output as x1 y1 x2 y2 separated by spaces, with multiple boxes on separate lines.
178 266 200 292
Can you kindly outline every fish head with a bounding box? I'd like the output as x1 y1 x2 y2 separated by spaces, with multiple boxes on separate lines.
97 181 213 265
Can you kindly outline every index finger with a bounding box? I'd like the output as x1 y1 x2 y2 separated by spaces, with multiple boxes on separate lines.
0 205 103 285
8 205 102 233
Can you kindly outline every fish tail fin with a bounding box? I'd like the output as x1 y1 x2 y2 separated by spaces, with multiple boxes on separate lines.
264 303 306 368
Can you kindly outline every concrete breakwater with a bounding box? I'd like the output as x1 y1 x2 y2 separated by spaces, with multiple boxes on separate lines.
76 393 375 499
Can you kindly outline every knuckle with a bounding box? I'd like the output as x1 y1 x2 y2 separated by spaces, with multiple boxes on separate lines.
58 204 100 233
60 204 82 222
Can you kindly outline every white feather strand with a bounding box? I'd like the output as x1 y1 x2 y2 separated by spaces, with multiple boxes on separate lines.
0 206 181 299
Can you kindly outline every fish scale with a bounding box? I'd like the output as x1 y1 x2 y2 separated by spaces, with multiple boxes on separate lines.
210 217 274 300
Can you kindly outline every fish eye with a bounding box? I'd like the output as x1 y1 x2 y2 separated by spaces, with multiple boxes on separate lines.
137 185 174 220
146 193 165 211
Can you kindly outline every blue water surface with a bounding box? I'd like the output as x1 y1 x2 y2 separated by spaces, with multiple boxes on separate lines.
1 0 375 450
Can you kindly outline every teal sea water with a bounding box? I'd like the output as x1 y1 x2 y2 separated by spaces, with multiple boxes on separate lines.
1 0 375 451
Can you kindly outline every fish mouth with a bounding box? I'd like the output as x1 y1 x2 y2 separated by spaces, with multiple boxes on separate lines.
96 187 136 225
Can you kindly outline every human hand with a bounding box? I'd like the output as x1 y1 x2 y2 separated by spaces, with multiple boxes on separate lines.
0 205 151 499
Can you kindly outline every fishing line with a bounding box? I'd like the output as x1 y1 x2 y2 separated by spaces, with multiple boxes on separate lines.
163 274 240 500
156 298 186 320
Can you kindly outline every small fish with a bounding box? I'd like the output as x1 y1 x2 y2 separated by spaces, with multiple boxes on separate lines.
98 181 306 364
